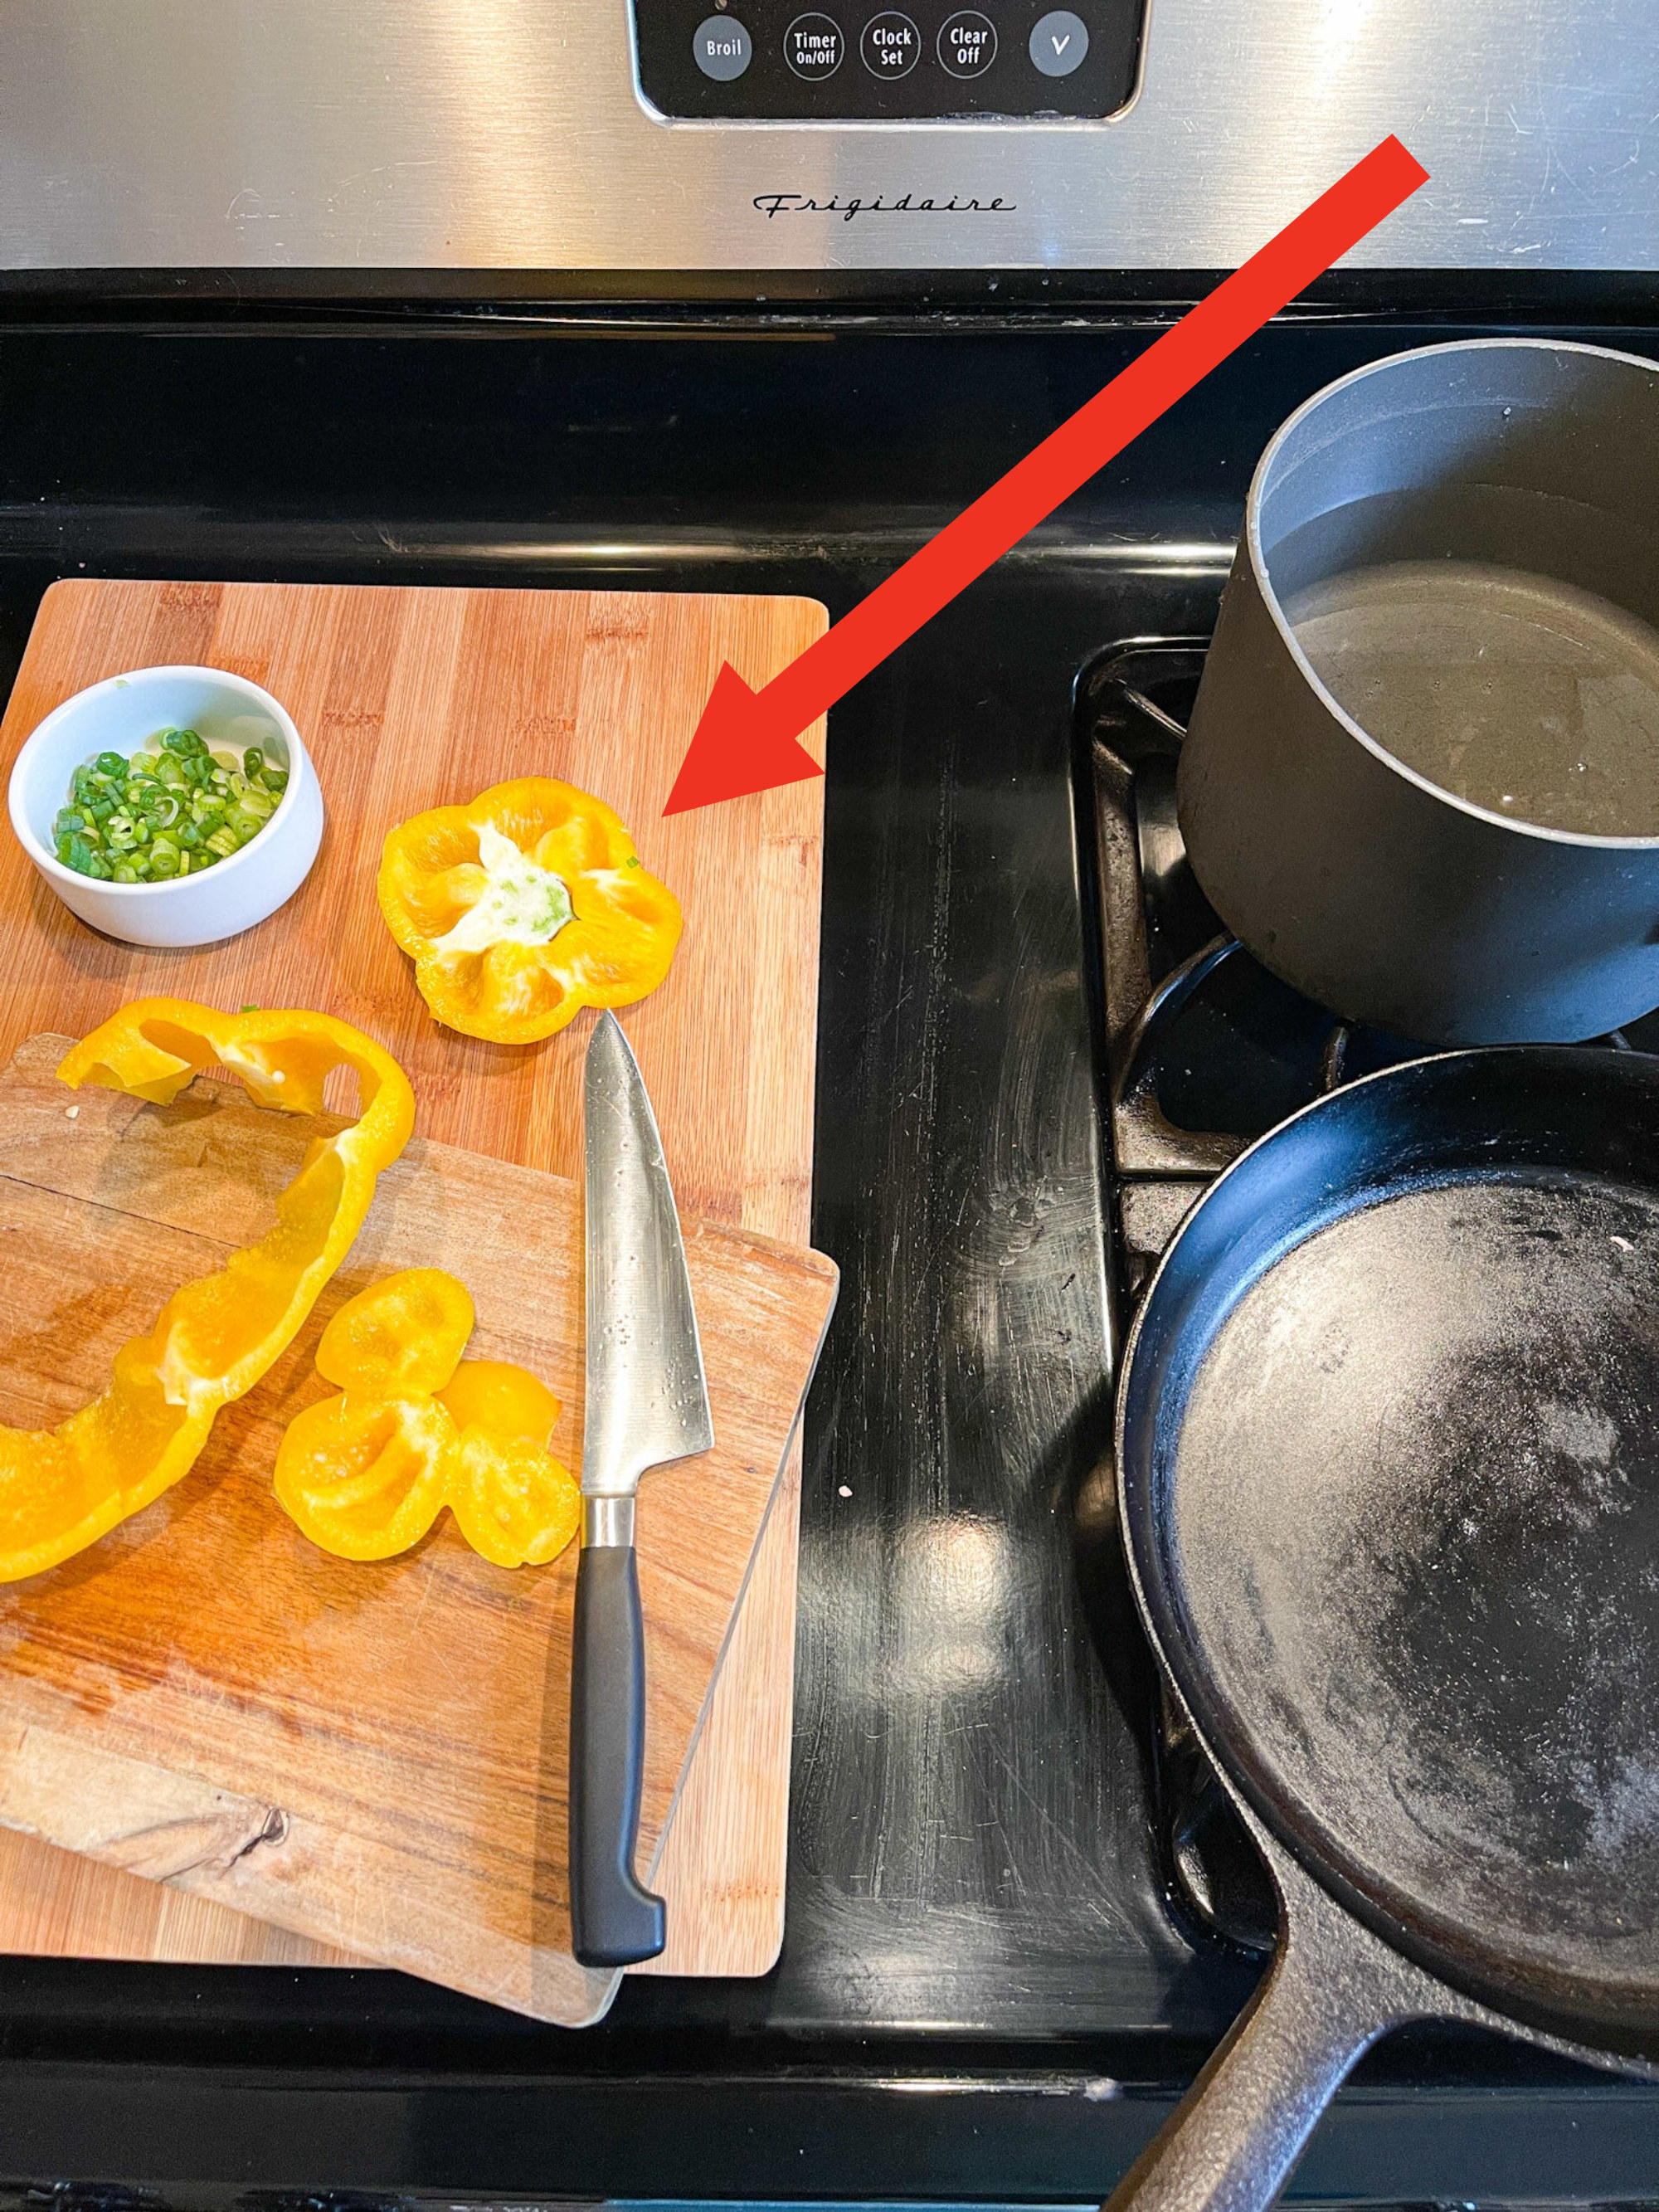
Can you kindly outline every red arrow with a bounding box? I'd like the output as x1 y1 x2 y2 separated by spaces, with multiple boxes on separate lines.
664 134 1428 816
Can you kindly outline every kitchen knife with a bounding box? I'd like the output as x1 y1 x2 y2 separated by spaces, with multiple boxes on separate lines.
569 1010 714 1968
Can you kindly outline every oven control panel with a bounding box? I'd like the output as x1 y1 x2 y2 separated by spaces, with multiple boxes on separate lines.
634 0 1144 119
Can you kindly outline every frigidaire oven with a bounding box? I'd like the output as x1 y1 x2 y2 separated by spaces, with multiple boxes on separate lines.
0 2 1657 2206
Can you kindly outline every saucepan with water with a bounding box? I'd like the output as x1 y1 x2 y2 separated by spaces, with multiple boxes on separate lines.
1179 339 1659 1042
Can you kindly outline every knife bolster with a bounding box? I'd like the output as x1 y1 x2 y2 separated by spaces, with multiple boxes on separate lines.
583 1495 636 1548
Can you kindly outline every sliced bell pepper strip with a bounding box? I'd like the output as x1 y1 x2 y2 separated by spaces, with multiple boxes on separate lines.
0 998 415 1584
377 775 682 1044
274 1269 580 1570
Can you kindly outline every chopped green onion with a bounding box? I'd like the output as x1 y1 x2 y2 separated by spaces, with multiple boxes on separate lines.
55 727 280 882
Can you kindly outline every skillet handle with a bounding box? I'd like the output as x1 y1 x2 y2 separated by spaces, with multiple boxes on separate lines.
1107 1848 1431 2212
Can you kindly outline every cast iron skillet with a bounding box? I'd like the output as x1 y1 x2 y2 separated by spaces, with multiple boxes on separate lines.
1111 1047 1659 2211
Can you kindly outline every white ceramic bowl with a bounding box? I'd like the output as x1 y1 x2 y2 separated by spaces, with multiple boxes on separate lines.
8 665 324 948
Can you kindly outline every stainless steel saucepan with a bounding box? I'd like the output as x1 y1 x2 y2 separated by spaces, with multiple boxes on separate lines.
1180 338 1659 1044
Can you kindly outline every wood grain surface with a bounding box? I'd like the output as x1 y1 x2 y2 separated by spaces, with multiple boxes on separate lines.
0 1036 835 2022
0 578 829 1993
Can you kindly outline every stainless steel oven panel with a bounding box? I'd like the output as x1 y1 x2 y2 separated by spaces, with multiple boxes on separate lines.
0 0 1653 273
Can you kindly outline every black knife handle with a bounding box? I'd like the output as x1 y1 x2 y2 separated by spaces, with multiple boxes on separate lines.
569 1538 666 1967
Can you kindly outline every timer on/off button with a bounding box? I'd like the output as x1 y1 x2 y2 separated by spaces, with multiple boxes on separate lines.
785 12 844 77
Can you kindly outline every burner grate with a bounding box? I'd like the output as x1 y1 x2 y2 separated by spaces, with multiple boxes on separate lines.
1083 641 1437 1186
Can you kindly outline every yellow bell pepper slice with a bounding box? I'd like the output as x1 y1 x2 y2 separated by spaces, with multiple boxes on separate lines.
315 1267 474 1396
0 998 415 1584
272 1393 457 1563
274 1269 580 1569
447 1426 581 1570
437 1357 577 1568
377 775 683 1044
436 1357 560 1445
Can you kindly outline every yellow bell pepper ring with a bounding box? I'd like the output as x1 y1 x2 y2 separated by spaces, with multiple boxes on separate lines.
447 1427 581 1570
437 1357 577 1568
274 1394 456 1564
377 775 683 1044
315 1267 474 1396
436 1357 561 1445
274 1269 581 1570
0 998 416 1585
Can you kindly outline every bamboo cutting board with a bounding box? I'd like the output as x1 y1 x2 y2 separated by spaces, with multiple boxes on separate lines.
0 577 829 1991
0 1036 836 2024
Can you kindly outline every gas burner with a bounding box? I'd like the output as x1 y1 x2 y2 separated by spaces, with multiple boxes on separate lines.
1082 641 1659 1289
1084 642 1431 1188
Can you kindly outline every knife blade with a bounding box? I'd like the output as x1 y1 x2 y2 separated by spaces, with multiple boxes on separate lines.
569 1011 713 1968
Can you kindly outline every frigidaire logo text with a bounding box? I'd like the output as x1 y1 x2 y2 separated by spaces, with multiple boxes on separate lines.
753 192 1016 223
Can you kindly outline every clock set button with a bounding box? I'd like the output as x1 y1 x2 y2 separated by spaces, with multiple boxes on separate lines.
692 10 1091 85
860 11 920 76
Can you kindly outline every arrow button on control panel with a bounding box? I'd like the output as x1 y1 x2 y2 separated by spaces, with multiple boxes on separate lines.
1029 8 1089 75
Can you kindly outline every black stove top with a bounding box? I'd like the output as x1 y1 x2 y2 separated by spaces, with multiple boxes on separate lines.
0 307 1657 2203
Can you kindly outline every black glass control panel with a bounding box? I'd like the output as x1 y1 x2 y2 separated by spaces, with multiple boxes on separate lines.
635 0 1145 119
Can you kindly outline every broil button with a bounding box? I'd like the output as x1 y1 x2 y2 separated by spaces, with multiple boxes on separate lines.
860 10 921 76
785 11 845 77
692 13 753 79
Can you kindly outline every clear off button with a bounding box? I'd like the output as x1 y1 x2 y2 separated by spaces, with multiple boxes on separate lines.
785 12 845 76
860 12 921 75
693 14 753 79
937 9 997 75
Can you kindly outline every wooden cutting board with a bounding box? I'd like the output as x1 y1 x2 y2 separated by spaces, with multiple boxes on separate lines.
0 1036 836 2024
0 577 829 1992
